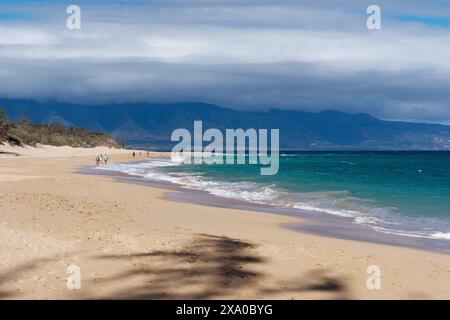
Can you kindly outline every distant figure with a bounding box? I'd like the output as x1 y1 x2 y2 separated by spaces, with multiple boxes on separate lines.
95 155 100 166
100 154 104 163
104 154 109 164
147 151 150 157
132 151 136 158
140 151 142 157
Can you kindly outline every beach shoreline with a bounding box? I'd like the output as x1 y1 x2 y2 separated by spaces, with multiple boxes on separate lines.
1 145 449 299
82 163 450 255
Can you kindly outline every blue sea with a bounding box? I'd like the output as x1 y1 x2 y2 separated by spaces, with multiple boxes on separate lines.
98 151 450 241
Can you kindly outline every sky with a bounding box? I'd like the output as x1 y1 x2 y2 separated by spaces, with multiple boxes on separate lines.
1 0 450 124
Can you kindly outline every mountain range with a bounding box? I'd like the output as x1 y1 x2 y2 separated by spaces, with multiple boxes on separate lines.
1 99 450 150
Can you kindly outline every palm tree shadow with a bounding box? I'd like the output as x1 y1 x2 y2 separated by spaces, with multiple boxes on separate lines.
92 233 350 299
92 234 263 299
0 256 54 299
259 269 350 299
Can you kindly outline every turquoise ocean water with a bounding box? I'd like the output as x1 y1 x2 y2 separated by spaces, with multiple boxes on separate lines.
99 151 450 240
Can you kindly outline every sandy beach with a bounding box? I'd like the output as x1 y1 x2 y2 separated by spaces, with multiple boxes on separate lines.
0 144 449 299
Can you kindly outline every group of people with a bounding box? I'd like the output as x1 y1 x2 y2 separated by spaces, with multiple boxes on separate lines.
95 150 151 165
132 151 150 158
95 150 152 165
95 153 109 166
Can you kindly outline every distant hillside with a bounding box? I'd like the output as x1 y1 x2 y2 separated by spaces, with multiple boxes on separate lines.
0 107 119 148
1 99 450 150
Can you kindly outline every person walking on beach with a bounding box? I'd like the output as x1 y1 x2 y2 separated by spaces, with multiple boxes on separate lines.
100 154 104 164
132 151 136 158
147 151 150 157
104 153 109 164
95 155 100 166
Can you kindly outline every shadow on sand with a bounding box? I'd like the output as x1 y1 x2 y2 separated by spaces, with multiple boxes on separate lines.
92 233 350 299
0 234 350 299
0 257 54 298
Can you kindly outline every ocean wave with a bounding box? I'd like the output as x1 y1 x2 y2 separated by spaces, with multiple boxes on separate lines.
97 158 180 175
280 154 301 157
180 178 282 203
292 203 356 217
431 232 450 240
372 227 450 240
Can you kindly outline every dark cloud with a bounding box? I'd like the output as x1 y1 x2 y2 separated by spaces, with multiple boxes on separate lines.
1 0 450 123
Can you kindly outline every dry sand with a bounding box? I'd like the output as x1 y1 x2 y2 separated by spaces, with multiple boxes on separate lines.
0 144 449 299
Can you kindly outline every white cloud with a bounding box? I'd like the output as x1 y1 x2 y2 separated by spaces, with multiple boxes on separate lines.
0 27 56 45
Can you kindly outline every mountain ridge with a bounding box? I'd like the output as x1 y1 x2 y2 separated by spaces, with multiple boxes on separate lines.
1 98 450 150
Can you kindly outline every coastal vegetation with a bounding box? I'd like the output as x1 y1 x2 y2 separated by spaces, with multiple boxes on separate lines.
0 107 119 148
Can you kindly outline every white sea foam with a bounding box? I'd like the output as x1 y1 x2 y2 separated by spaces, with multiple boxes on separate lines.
431 232 450 240
292 203 356 218
180 178 282 203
